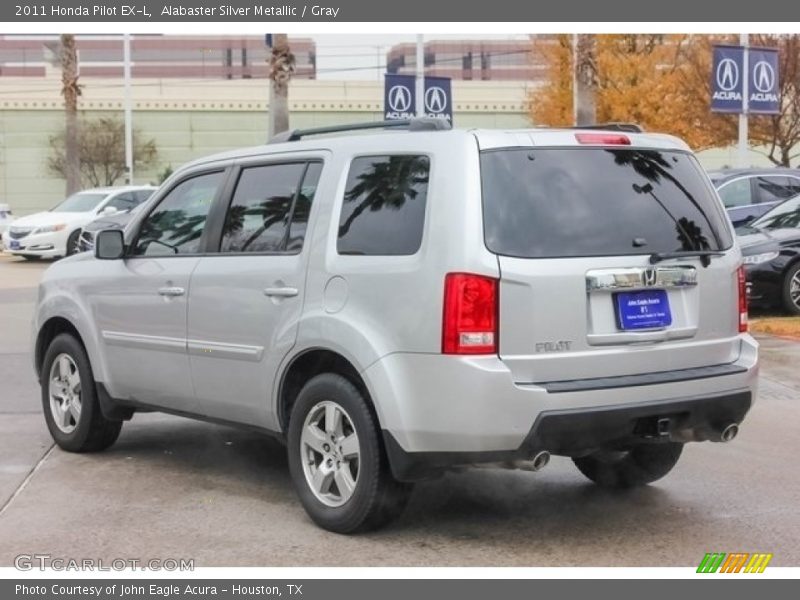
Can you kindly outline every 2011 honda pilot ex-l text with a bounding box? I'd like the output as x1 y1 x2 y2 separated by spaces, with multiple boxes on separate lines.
32 120 758 533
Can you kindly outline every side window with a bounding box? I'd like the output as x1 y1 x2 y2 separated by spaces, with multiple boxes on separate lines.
784 177 800 197
755 176 797 204
286 162 323 252
105 192 137 212
220 162 317 254
337 155 430 256
134 189 155 204
132 171 223 257
717 178 752 208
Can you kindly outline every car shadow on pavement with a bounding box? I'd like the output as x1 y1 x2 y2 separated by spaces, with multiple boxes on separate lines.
100 414 682 546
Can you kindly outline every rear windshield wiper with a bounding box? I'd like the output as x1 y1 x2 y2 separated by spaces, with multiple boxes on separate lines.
649 250 725 267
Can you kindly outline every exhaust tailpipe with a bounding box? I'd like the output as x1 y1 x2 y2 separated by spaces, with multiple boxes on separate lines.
720 423 739 443
530 451 550 471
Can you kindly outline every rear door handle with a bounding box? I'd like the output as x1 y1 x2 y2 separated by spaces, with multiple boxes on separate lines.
263 286 299 298
158 286 185 297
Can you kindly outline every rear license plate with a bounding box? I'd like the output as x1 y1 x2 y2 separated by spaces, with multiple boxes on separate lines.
8 240 20 250
615 290 672 330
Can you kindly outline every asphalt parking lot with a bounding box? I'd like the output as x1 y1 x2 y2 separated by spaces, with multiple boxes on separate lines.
0 253 798 567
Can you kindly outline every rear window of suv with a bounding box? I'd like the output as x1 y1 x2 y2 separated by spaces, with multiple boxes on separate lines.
480 147 732 259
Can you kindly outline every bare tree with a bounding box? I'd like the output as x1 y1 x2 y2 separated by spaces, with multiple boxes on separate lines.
47 117 158 187
574 34 597 126
268 34 295 138
60 34 81 195
749 34 800 166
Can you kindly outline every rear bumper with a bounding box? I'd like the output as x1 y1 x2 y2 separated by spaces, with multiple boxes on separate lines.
363 334 759 480
384 390 752 480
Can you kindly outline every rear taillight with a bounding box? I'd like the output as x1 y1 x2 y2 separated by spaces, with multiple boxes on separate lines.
442 273 498 355
737 265 748 333
574 133 631 145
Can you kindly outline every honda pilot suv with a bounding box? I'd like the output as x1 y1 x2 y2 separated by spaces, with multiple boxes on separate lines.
33 120 758 533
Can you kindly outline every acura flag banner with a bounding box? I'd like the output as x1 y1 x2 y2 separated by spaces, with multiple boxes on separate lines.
711 45 780 114
384 74 453 123
748 47 781 114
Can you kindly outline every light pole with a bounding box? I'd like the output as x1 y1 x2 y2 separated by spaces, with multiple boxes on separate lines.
123 33 133 184
738 33 750 168
415 34 424 117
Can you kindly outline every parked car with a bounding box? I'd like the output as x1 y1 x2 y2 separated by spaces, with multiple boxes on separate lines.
737 194 800 315
32 120 758 533
77 202 148 253
0 203 13 249
6 186 156 260
708 168 800 227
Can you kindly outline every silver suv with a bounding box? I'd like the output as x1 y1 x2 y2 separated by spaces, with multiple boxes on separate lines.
33 120 758 533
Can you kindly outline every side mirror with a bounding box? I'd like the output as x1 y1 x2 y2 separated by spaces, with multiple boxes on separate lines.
95 229 125 260
101 206 118 216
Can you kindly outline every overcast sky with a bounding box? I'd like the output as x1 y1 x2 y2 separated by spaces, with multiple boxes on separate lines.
311 34 532 80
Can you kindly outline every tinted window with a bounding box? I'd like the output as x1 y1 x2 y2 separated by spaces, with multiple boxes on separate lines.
481 148 731 259
754 176 798 204
221 162 319 253
287 162 323 252
752 195 800 229
132 172 223 256
784 177 800 197
337 155 429 256
717 178 752 208
134 189 155 204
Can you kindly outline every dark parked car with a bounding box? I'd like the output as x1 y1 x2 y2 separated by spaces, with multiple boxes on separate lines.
77 198 150 253
737 194 800 315
708 168 800 227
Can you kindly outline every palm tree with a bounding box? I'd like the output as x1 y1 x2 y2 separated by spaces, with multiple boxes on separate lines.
574 34 597 126
60 34 81 195
268 34 295 138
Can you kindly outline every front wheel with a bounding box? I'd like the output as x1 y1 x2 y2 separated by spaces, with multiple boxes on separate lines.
782 262 800 315
65 230 81 257
287 373 411 533
572 442 683 489
41 333 123 452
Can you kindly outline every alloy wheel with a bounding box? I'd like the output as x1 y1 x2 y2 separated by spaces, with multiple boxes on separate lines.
791 271 800 310
300 400 360 507
48 353 82 434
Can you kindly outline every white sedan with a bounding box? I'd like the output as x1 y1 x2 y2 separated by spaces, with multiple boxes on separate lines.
6 186 155 260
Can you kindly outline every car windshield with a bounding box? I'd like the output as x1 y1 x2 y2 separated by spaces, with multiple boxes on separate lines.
751 194 800 229
52 192 109 213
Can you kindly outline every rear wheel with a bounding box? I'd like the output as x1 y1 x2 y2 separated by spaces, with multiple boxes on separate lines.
572 443 683 489
41 333 123 452
782 262 800 315
287 373 411 533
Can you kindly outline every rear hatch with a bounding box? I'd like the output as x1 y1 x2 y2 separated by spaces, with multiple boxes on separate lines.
479 139 741 383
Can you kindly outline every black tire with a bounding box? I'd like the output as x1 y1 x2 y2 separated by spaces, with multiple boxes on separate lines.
41 333 123 452
65 230 81 257
572 443 683 489
782 262 800 315
287 373 412 533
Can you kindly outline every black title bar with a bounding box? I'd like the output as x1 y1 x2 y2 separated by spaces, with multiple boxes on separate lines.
2 0 800 22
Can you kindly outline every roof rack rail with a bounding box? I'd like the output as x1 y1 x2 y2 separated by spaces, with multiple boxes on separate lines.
269 117 451 144
571 122 643 133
